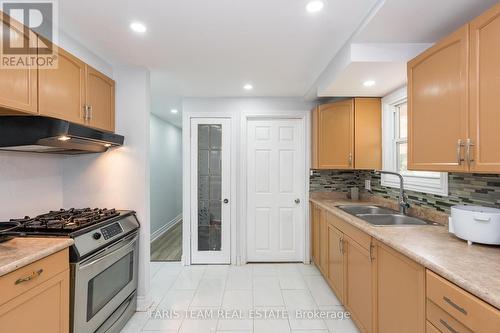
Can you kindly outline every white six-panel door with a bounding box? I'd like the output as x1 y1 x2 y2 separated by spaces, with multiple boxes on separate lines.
246 118 305 262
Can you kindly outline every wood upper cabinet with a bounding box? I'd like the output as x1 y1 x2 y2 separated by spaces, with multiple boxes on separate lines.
469 4 500 173
38 45 86 124
408 3 500 173
311 98 381 170
327 217 344 302
408 25 469 172
376 241 425 333
315 99 354 169
344 235 375 333
0 13 38 114
354 98 381 170
86 65 115 132
0 249 69 333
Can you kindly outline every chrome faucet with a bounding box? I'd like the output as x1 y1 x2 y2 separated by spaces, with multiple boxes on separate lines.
374 170 410 215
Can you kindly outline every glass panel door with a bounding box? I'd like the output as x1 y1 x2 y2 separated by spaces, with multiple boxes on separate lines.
191 118 231 264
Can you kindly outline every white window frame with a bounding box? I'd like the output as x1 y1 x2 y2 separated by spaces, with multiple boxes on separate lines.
381 86 448 196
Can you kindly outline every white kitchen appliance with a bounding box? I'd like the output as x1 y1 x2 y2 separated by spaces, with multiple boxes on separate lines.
450 205 500 245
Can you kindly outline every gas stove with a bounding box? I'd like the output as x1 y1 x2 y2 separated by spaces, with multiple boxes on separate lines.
0 208 140 333
10 208 121 234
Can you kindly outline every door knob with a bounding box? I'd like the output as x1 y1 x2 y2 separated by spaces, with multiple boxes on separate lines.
294 198 300 204
223 199 229 204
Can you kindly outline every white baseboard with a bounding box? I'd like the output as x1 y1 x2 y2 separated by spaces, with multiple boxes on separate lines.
150 214 182 243
136 293 153 312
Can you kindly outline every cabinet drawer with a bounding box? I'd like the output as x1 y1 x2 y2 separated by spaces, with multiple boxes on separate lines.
426 321 441 333
0 249 68 306
426 270 500 333
427 300 472 333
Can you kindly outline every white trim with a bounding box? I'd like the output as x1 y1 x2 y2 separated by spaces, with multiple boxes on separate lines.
182 111 238 266
239 110 311 265
150 214 182 243
381 86 448 196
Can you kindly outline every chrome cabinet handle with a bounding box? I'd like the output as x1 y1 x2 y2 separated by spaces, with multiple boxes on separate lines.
15 269 43 285
83 105 89 120
348 153 353 166
439 319 459 333
338 237 344 254
466 139 475 167
369 244 375 262
456 139 464 165
88 105 93 120
443 296 467 315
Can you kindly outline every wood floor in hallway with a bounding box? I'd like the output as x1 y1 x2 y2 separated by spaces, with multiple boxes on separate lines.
151 221 182 261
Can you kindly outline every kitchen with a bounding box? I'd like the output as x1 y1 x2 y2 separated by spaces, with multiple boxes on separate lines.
0 1 499 333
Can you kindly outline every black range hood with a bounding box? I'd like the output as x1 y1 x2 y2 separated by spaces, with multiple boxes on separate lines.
0 116 124 154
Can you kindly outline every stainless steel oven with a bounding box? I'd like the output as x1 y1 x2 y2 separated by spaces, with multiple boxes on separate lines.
71 230 139 333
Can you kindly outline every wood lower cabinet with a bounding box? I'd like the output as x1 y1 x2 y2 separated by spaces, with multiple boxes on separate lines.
327 217 344 302
408 24 469 172
318 208 328 275
0 249 69 333
0 13 38 114
86 65 115 132
38 46 87 124
469 3 500 173
376 241 425 333
344 235 375 333
311 203 320 266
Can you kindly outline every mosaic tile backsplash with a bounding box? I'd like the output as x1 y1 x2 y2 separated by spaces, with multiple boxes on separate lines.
310 170 500 214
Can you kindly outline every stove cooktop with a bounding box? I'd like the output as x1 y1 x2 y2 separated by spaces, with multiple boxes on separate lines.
6 208 122 236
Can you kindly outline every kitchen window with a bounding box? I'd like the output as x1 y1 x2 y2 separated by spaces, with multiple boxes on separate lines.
381 87 448 196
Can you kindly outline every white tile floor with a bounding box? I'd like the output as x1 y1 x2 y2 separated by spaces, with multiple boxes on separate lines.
121 262 360 333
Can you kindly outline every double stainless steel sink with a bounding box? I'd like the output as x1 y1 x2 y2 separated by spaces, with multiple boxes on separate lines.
337 205 439 226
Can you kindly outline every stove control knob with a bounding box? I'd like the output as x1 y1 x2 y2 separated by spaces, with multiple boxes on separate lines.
93 232 102 240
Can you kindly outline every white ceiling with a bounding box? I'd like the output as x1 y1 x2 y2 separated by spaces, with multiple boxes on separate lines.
58 0 379 126
354 0 499 43
58 0 499 126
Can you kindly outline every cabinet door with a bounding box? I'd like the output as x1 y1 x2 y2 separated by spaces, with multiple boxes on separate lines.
408 25 469 172
344 236 374 333
0 270 69 333
376 242 425 333
311 106 319 169
39 46 86 124
311 203 320 266
0 13 37 114
86 66 115 132
317 100 354 169
469 4 500 173
327 220 344 302
354 98 381 170
319 208 328 275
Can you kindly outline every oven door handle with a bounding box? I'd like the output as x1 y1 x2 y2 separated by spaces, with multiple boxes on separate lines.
79 233 138 269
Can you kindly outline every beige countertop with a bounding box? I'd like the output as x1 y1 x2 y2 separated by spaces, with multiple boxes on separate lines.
310 193 500 310
0 237 73 277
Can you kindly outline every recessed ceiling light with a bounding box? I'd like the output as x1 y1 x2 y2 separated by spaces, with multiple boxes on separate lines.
363 80 376 87
306 1 324 13
130 22 147 33
104 143 112 148
171 109 179 114
243 84 253 91
58 136 71 141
